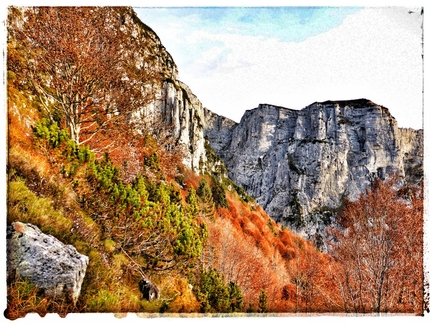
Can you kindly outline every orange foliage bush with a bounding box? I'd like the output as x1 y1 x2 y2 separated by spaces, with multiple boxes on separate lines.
279 229 294 248
327 178 424 314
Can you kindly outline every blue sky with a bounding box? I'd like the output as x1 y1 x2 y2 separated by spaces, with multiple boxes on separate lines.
137 7 362 43
134 4 423 129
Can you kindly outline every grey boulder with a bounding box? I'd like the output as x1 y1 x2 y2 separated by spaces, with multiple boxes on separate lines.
7 221 89 305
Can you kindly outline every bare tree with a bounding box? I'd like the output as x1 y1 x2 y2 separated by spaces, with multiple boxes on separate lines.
327 177 424 314
8 7 161 146
205 217 288 309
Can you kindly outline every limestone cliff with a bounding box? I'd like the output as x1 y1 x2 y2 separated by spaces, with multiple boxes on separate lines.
127 9 215 174
157 80 208 171
204 100 423 242
399 127 424 184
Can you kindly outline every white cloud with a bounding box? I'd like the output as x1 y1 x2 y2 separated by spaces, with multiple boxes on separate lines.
178 7 423 129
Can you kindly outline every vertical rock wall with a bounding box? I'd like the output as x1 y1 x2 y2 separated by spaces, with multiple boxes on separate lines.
204 100 423 237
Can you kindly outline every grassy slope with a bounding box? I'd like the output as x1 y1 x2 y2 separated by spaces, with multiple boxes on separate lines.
7 81 204 316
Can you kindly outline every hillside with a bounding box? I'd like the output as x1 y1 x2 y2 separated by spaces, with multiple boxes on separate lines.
5 6 425 318
6 62 333 315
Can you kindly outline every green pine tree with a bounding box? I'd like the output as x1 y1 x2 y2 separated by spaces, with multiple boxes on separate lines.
228 281 244 312
258 289 268 313
194 268 244 313
210 178 228 209
185 187 199 218
196 179 215 219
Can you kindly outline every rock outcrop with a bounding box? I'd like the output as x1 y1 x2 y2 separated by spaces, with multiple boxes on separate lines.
156 80 208 172
203 107 237 154
110 8 208 173
204 100 423 242
399 127 424 184
7 222 89 305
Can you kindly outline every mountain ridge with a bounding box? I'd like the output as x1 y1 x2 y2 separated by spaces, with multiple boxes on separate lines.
202 99 423 242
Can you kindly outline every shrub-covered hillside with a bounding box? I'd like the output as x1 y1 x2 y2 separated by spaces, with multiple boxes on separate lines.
7 74 337 315
5 6 425 318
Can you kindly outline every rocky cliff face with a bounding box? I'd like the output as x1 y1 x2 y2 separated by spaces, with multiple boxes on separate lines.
203 108 237 154
204 100 423 242
127 9 215 174
157 80 242 177
399 127 424 184
156 80 208 171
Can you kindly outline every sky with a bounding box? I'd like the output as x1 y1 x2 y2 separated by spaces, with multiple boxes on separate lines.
134 4 424 129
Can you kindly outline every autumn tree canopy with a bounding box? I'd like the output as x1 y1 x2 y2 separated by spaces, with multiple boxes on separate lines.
327 178 424 314
8 7 161 146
